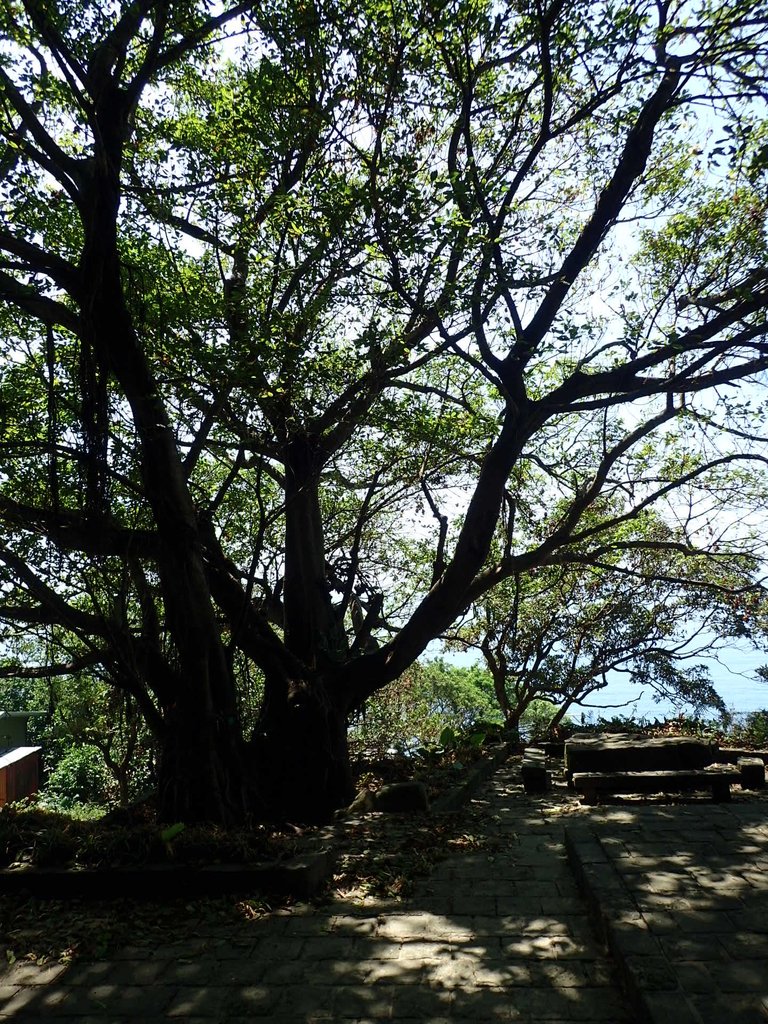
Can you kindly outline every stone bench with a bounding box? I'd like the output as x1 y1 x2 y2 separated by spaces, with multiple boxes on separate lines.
572 766 741 805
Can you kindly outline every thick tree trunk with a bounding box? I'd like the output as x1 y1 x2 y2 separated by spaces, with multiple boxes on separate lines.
283 437 347 667
253 674 354 823
157 695 248 825
504 706 523 744
250 438 355 822
76 91 252 826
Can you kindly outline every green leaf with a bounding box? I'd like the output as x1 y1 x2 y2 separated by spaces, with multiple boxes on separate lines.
159 823 186 844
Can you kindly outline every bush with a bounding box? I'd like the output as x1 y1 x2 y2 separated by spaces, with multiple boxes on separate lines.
44 745 113 809
727 709 768 749
348 660 502 759
519 700 572 742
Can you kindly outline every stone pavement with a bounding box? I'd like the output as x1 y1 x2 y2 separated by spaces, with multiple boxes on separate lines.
3 760 768 1024
0 763 634 1023
565 797 768 1024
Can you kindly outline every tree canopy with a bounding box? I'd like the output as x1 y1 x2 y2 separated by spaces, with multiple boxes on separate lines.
447 503 762 734
1 0 767 823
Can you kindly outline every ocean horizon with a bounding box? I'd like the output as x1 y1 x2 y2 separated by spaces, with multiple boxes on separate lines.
445 636 768 723
577 641 768 723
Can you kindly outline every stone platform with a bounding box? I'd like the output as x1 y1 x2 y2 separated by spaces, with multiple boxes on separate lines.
566 797 768 1024
565 734 718 777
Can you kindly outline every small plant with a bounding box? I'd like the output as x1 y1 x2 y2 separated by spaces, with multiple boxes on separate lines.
159 822 186 858
414 722 492 768
32 827 78 868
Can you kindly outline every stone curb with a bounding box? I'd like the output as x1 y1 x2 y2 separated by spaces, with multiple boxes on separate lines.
564 824 702 1024
0 849 335 901
304 742 515 870
330 741 514 825
0 746 513 904
430 740 514 813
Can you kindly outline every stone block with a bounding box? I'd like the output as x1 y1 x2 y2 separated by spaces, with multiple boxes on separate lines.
738 756 766 789
521 748 551 793
571 767 739 803
373 780 429 813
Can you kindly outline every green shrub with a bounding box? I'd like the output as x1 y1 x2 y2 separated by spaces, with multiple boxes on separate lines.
349 660 502 759
727 709 768 749
519 700 571 741
44 745 113 809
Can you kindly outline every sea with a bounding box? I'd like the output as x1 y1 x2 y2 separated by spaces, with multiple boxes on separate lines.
573 641 768 724
444 638 768 725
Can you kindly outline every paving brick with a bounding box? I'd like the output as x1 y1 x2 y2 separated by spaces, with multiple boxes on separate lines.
489 914 571 936
674 910 739 934
0 985 31 1016
327 914 378 935
608 920 660 957
3 961 68 986
501 935 596 960
640 909 680 934
334 983 395 1018
395 939 452 961
64 960 170 986
376 912 458 941
538 896 585 913
718 931 768 959
155 960 222 985
274 984 336 1017
422 957 477 989
659 934 731 961
637 991 701 1024
621 954 678 991
688 993 767 1024
675 959 719 993
245 937 306 959
166 986 238 1018
706 959 768 991
451 894 497 914
452 986 520 1020
727 908 768 933
473 961 535 987
54 984 177 1016
565 988 634 1021
366 959 419 985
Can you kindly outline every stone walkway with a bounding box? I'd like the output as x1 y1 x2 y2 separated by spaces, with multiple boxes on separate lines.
2 760 768 1023
0 763 633 1023
566 797 768 1024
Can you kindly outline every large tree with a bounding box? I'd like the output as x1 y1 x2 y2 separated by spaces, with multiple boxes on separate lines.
1 0 767 823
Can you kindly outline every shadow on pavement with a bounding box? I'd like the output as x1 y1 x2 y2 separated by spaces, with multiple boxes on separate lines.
568 795 768 1024
0 765 635 1023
